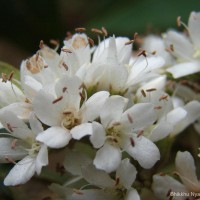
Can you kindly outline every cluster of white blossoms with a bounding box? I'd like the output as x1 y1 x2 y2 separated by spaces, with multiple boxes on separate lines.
0 11 200 200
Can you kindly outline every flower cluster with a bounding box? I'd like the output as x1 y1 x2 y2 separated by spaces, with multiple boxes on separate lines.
0 11 200 200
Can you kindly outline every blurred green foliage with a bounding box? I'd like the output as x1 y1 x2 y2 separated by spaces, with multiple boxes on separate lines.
0 0 199 55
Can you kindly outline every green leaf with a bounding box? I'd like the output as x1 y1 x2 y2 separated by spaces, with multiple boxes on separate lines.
0 62 20 81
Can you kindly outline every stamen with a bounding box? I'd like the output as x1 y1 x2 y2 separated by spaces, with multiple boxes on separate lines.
127 114 133 124
137 130 144 138
101 27 108 37
7 123 14 132
75 27 86 32
141 89 146 97
151 51 157 55
159 95 168 101
88 37 94 47
137 49 147 57
159 172 166 176
63 111 72 115
146 88 156 92
5 156 16 164
177 16 181 27
130 137 135 146
1 73 8 82
166 189 172 197
79 92 85 100
62 62 68 70
134 32 138 40
52 96 63 104
125 39 134 45
11 139 18 149
73 189 83 195
112 122 121 126
154 106 162 110
91 28 103 35
61 48 72 53
78 83 85 90
66 31 72 40
62 87 67 93
8 71 14 81
39 40 44 49
50 39 60 46
115 177 120 186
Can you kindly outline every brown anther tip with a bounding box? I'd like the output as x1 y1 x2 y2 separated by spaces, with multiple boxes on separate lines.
52 96 63 104
137 130 144 137
170 44 174 52
134 32 138 39
91 28 103 35
141 89 146 97
146 88 156 92
62 62 68 70
50 39 60 46
39 40 44 49
88 37 94 47
177 16 181 27
130 137 135 146
159 172 166 176
166 189 172 197
151 51 157 55
73 189 83 195
75 27 86 32
137 50 147 57
127 113 133 124
61 48 72 53
125 39 134 45
159 95 168 101
101 27 108 37
154 106 162 110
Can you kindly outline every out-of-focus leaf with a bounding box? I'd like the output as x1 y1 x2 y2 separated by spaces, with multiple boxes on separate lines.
0 61 20 81
86 0 200 35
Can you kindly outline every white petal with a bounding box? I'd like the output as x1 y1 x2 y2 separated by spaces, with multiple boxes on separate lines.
165 30 194 60
35 144 48 175
149 121 173 142
81 164 114 188
167 61 200 78
152 175 188 200
0 102 32 121
90 122 106 148
36 126 71 148
0 138 27 163
29 112 44 135
64 149 92 175
172 100 200 136
55 74 82 110
100 96 128 127
82 91 109 122
0 80 25 107
0 110 34 140
71 123 93 140
116 158 137 189
176 151 200 192
166 107 187 126
33 90 63 126
4 156 35 186
123 134 160 169
22 75 42 99
121 103 157 131
125 189 140 200
188 11 200 49
93 143 121 173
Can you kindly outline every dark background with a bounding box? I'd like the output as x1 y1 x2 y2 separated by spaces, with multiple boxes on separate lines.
0 0 200 67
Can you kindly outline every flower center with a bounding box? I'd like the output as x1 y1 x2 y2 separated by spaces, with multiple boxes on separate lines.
26 54 47 74
106 124 121 145
61 111 80 130
28 141 41 157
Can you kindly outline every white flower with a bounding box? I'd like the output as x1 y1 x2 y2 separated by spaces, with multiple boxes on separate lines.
152 151 200 200
165 11 200 78
0 111 48 186
33 74 109 148
142 35 174 66
0 79 32 122
89 95 159 172
51 158 140 200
